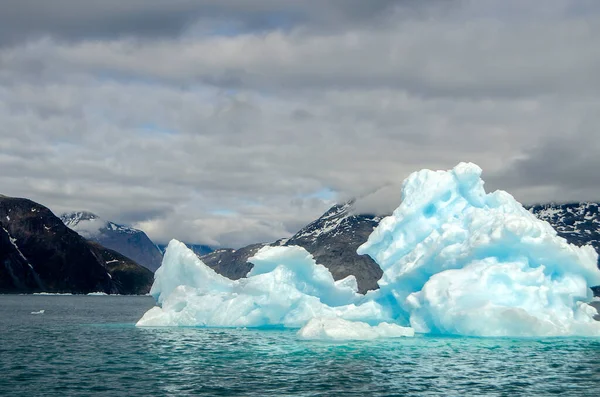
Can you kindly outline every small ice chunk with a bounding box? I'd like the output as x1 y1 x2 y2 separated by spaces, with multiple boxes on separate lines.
31 310 45 315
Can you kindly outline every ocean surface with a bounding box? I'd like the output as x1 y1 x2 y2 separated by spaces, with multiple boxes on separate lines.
1 295 600 396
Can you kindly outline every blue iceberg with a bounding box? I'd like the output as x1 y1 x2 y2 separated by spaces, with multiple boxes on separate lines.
137 163 600 338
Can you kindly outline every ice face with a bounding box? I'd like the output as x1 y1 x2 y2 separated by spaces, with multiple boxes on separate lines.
138 162 600 337
405 258 600 336
149 239 234 306
358 162 600 336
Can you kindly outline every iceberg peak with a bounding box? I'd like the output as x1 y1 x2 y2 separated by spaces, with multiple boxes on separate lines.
359 162 600 336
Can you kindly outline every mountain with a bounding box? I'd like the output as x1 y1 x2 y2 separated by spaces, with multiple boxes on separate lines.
200 201 600 296
61 211 163 272
0 196 153 294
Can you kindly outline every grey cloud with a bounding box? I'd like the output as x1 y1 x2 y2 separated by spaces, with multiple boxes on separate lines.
4 9 599 101
0 0 198 45
491 110 600 204
3 76 597 245
351 184 404 216
0 0 414 46
1 0 600 247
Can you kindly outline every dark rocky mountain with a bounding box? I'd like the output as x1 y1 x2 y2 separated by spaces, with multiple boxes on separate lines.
88 242 154 295
0 196 153 294
200 201 600 296
61 211 164 272
158 243 213 258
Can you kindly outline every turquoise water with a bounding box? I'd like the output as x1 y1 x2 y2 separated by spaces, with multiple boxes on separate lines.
1 296 600 396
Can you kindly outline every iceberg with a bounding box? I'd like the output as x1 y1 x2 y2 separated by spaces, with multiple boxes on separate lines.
358 162 600 336
138 162 600 338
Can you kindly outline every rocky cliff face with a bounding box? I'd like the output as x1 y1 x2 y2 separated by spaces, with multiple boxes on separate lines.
61 211 164 272
0 196 153 294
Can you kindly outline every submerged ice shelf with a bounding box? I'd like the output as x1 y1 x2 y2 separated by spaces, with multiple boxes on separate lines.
137 162 600 338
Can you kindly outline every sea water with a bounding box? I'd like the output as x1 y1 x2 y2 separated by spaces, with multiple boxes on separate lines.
1 295 599 396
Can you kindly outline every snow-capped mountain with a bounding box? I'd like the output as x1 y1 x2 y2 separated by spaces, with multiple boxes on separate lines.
286 201 380 242
282 201 383 293
0 196 152 294
60 211 163 272
61 211 140 237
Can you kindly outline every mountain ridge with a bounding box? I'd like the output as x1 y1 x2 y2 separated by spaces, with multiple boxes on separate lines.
0 196 153 294
60 211 164 272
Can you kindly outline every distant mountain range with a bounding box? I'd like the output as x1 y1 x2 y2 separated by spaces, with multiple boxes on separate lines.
0 196 152 294
59 211 217 272
60 211 164 272
59 211 217 273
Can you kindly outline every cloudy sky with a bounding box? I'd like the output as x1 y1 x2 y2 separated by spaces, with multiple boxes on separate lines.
1 0 599 247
